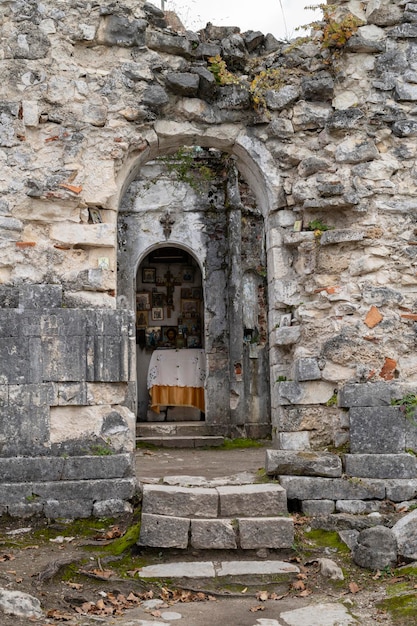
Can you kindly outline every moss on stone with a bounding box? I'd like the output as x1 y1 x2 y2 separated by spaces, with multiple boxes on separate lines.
377 593 417 623
305 529 350 554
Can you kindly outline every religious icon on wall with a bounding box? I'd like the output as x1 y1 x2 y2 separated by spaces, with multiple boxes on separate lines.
136 292 151 310
142 267 156 283
151 307 164 322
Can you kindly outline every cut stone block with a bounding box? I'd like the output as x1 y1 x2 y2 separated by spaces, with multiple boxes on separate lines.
392 509 417 560
294 357 321 381
266 449 342 478
302 500 335 515
349 407 406 454
339 382 417 408
217 484 287 517
335 500 380 514
61 454 134 480
344 453 417 479
275 380 335 405
386 479 417 502
238 517 294 549
43 499 93 519
217 560 300 576
278 431 310 450
142 484 218 518
139 513 190 548
279 476 385 500
191 519 237 549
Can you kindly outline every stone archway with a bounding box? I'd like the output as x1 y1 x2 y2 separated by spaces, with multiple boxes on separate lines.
116 128 281 438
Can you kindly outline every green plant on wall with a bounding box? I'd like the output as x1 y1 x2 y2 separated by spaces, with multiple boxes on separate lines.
287 4 364 61
391 394 417 426
207 54 241 86
158 147 225 195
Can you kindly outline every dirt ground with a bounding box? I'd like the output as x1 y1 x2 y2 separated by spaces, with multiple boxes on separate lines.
0 445 415 625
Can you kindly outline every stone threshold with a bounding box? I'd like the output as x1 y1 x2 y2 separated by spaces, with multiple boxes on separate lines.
138 559 300 578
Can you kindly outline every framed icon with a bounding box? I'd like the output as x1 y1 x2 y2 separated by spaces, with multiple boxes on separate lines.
142 267 156 283
151 307 164 322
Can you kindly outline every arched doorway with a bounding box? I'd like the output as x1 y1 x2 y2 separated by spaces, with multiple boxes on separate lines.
135 245 205 423
117 138 274 439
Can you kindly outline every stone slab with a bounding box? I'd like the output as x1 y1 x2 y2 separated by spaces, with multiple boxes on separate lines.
139 562 215 578
344 453 417 478
349 407 406 454
278 476 386 500
141 484 218 518
266 450 342 478
217 560 299 576
280 603 357 625
0 456 64 482
238 517 294 549
138 513 190 549
217 484 287 517
190 519 237 549
339 382 417 408
392 509 417 560
43 499 93 519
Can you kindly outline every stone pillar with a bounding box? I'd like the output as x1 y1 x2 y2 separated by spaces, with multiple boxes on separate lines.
226 162 245 430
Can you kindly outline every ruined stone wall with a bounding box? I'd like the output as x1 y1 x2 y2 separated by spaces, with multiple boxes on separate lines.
2 0 417 513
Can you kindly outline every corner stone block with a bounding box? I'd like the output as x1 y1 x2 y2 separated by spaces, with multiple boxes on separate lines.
279 476 386 500
266 450 342 478
191 519 237 549
350 407 406 454
338 382 400 407
238 517 294 549
141 484 218 518
139 513 190 548
344 454 417 479
217 484 288 517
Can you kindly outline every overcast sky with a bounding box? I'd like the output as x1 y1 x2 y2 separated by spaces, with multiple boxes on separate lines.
150 0 321 40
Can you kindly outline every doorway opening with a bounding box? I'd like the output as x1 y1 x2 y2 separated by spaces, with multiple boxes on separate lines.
135 245 205 423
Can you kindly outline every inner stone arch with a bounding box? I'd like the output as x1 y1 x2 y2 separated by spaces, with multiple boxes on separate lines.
118 142 272 438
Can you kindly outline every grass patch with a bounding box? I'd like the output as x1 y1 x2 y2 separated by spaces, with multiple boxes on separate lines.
216 438 267 450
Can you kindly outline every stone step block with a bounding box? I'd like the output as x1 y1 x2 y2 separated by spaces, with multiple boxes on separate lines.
217 483 288 517
136 436 224 448
139 513 190 548
136 421 209 437
349 407 406 454
279 476 385 501
141 484 218 518
344 453 417 479
190 519 237 549
266 449 342 478
238 517 294 549
0 478 137 506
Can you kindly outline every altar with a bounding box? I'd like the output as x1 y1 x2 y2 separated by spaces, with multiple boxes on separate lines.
147 349 205 414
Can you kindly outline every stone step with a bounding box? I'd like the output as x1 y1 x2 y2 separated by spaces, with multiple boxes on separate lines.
137 421 210 437
136 436 224 448
138 483 293 549
137 559 300 578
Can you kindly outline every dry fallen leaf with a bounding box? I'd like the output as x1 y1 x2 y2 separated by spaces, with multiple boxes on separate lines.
91 568 113 579
46 609 73 620
66 581 83 590
256 591 269 602
349 582 360 594
250 605 265 613
292 580 306 591
0 554 15 562
298 589 313 597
